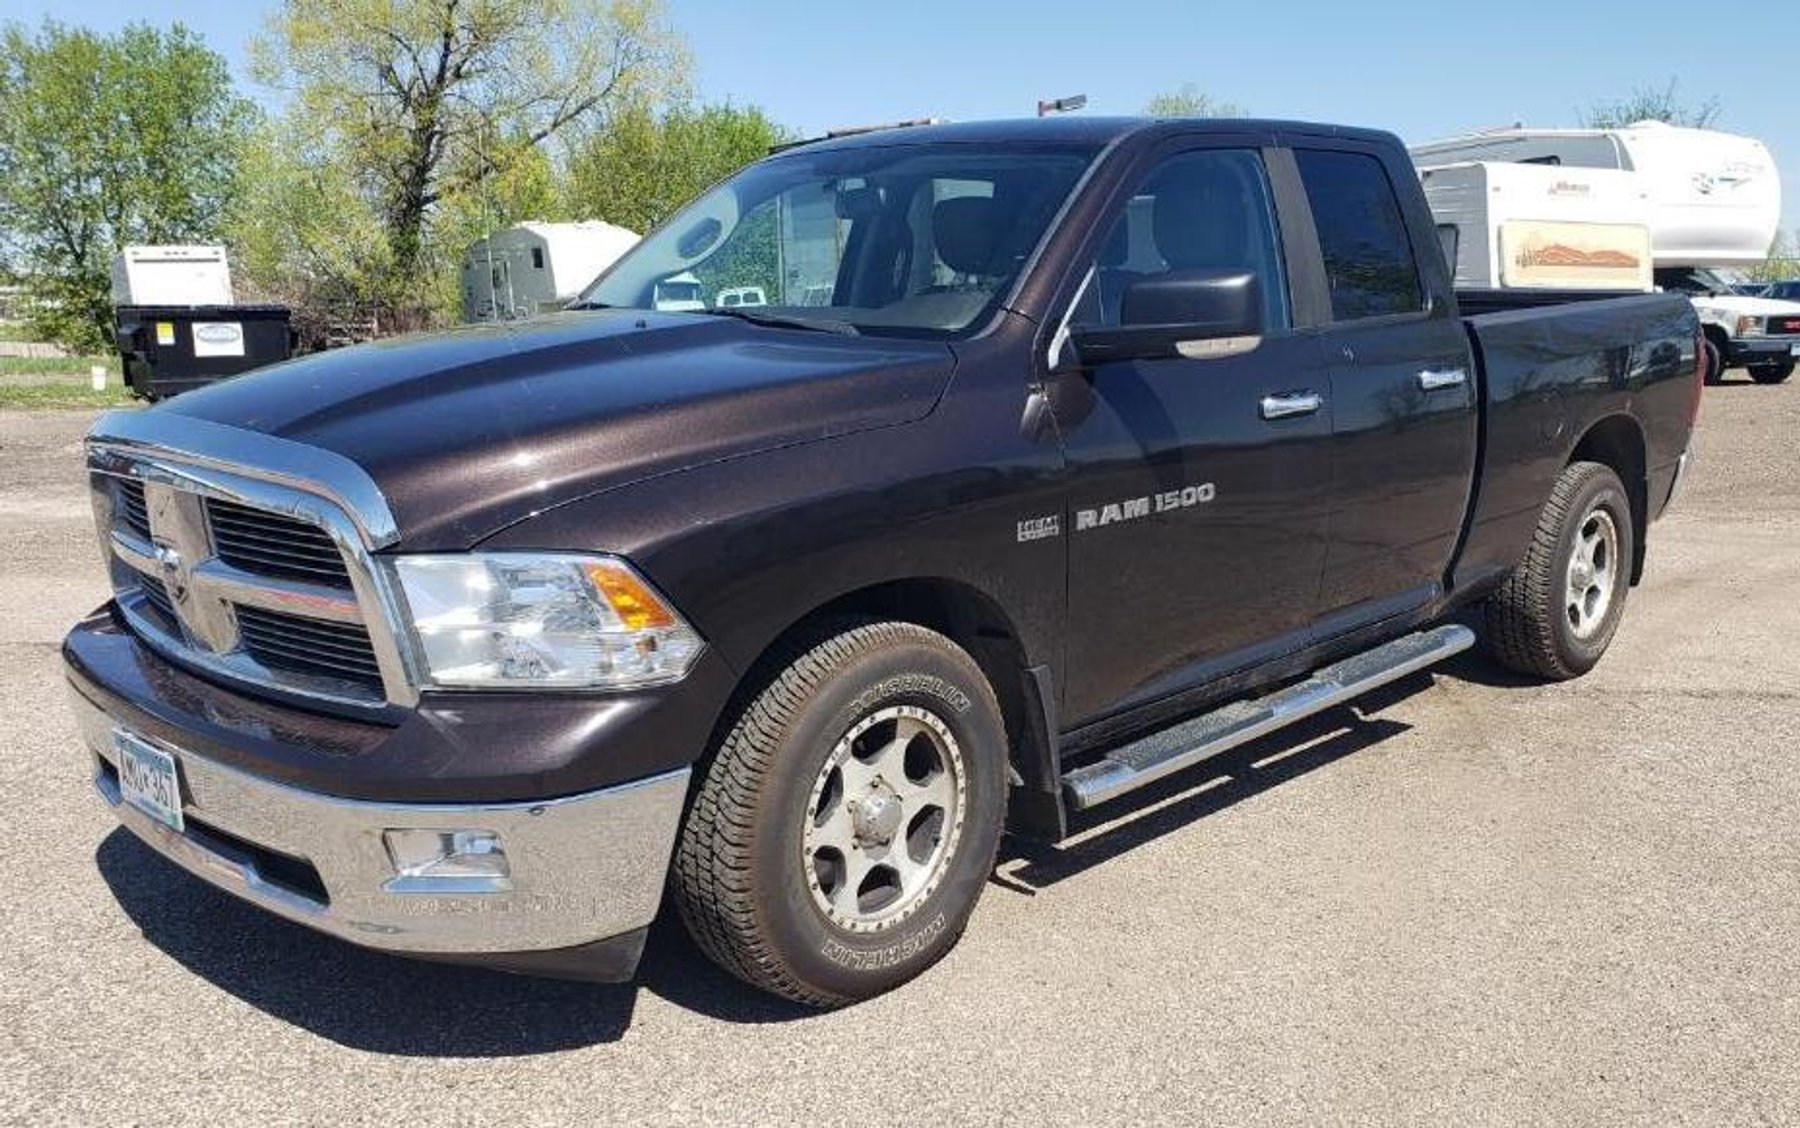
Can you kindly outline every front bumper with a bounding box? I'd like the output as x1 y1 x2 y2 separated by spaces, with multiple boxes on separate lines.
68 655 690 980
1724 337 1800 365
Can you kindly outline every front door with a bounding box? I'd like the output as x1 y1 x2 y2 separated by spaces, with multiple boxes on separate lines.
1054 144 1334 727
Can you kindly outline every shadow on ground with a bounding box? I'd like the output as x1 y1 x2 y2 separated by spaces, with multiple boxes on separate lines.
98 662 1480 1053
96 830 814 1056
999 701 1413 890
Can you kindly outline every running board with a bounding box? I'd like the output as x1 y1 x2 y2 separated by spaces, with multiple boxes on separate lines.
1062 624 1475 811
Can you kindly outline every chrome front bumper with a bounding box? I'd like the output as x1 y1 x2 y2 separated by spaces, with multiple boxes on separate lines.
70 686 688 959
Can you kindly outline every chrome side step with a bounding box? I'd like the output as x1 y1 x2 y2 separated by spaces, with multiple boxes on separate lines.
1062 624 1475 811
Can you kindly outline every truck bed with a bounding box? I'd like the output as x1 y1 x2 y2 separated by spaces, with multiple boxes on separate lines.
1452 290 1699 596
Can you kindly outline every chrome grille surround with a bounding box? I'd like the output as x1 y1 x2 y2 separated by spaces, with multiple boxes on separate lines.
85 411 417 712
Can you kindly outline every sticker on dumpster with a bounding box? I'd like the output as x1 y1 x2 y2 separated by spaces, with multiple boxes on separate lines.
155 322 175 346
191 322 245 358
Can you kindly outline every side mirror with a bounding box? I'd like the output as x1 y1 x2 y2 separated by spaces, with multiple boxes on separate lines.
1069 270 1263 365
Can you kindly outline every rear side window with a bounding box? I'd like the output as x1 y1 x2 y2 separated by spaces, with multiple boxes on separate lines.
1295 149 1424 320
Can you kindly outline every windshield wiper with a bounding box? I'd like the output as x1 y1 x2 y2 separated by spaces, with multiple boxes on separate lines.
563 299 614 311
698 307 860 336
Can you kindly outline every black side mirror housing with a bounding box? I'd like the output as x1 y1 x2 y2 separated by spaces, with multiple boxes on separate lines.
1070 270 1263 366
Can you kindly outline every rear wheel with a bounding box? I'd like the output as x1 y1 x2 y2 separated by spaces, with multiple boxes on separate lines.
1748 356 1794 384
1483 461 1634 680
673 620 1007 1006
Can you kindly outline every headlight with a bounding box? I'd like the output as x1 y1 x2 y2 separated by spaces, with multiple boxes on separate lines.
391 554 703 689
1736 315 1765 337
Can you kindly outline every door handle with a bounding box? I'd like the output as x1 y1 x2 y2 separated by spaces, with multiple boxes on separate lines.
1260 391 1323 420
1417 368 1468 391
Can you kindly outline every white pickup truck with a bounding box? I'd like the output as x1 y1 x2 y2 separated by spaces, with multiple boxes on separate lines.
1656 267 1800 384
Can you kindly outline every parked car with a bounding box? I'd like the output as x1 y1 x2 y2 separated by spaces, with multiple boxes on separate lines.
66 116 1700 1007
1656 266 1800 383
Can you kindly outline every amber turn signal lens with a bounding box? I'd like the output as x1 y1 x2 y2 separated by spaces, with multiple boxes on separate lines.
585 561 676 630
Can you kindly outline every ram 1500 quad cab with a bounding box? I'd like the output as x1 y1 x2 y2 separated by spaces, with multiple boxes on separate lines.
66 118 1700 1006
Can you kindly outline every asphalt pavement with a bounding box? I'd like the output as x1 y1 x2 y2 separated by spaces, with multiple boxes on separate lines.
1 374 1796 1126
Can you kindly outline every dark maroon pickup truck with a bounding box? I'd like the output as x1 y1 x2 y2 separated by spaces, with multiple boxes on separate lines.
66 116 1700 1005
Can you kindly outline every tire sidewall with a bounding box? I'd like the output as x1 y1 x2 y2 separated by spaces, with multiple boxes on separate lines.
1548 469 1634 673
1702 339 1724 385
751 634 1006 1000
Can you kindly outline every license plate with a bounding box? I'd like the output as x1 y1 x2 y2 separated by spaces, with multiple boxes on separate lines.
1789 344 1799 357
115 730 183 832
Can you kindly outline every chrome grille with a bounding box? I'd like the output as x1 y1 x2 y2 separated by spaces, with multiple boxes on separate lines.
89 443 414 711
236 605 384 691
206 497 352 587
136 572 179 630
116 478 152 541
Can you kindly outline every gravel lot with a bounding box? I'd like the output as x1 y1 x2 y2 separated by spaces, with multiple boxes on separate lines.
2 376 1797 1127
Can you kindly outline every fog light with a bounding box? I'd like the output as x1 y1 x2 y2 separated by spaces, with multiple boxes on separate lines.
382 828 511 893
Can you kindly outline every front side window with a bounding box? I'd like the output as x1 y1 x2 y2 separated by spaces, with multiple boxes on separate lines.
580 143 1096 338
1073 148 1290 333
1296 149 1425 320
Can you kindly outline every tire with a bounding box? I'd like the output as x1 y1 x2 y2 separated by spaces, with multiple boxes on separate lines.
1748 356 1794 384
673 619 1008 1006
1483 461 1634 680
1701 338 1724 386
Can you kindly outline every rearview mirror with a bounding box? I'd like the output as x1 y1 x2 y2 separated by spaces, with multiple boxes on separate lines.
1070 270 1263 365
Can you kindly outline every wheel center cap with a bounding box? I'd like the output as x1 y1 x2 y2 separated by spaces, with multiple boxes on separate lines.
849 784 904 846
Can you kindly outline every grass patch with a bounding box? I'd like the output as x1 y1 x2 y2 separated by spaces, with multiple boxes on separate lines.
0 354 120 377
0 370 136 410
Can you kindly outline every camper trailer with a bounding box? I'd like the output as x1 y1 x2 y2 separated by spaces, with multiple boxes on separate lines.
1410 122 1780 268
1414 122 1795 383
460 221 640 322
1419 162 1654 292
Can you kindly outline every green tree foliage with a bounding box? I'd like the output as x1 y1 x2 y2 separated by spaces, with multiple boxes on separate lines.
0 21 257 349
1582 79 1721 129
564 102 788 234
1143 85 1246 118
1745 230 1798 285
251 0 682 318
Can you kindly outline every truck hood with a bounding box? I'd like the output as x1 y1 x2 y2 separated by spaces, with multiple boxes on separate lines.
160 310 955 548
1691 294 1800 316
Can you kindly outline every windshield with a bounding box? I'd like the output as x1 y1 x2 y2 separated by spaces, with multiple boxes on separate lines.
1655 267 1730 295
579 142 1097 337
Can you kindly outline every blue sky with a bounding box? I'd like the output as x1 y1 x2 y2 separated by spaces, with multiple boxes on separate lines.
3 0 1792 233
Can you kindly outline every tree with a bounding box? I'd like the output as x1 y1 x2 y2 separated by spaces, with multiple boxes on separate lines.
564 101 788 234
1144 85 1245 118
1582 79 1721 129
223 114 397 341
1744 230 1798 285
251 0 683 313
0 21 257 349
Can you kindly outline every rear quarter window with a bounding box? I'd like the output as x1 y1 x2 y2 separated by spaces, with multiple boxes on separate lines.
1295 149 1425 320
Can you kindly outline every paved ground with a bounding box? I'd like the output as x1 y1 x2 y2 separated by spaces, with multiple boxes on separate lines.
2 374 1796 1127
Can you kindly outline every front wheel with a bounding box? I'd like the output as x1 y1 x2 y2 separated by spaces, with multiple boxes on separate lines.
1702 338 1725 385
1748 356 1794 384
1483 461 1634 680
673 620 1007 1006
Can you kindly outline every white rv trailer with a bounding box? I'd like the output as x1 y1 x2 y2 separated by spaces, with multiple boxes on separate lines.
110 246 234 307
461 221 640 322
1418 162 1654 291
1410 122 1780 268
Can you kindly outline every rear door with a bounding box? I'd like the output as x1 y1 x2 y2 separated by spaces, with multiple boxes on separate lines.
1053 141 1334 725
1288 143 1479 631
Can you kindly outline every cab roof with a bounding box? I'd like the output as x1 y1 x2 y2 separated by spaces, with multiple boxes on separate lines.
778 116 1401 156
